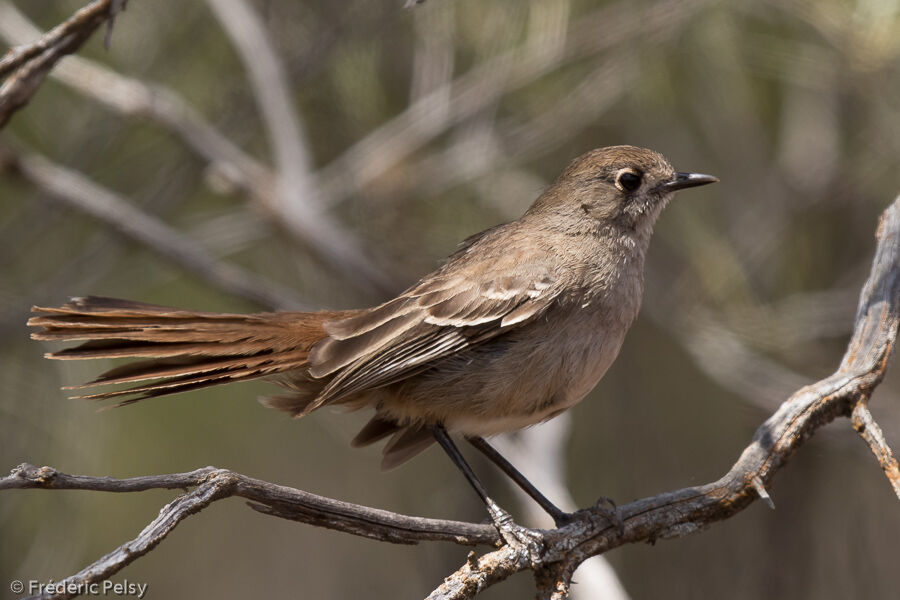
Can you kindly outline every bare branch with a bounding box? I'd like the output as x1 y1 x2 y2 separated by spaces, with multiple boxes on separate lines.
425 544 526 600
852 400 900 500
23 475 231 600
0 0 117 128
0 0 114 78
494 418 631 600
0 462 499 596
2 150 305 310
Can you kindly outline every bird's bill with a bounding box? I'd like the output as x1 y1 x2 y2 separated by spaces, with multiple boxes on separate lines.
662 171 719 192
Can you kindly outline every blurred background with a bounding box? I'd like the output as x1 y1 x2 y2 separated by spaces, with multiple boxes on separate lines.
1 0 899 598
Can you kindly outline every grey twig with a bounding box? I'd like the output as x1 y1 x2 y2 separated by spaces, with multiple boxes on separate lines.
0 464 498 600
0 0 112 78
851 396 900 500
2 150 305 310
0 464 498 545
0 0 118 128
205 0 395 295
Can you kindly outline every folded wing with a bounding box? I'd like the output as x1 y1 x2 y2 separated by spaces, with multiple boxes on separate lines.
308 247 560 408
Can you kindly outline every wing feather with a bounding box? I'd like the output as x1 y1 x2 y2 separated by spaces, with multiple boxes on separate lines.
307 236 561 407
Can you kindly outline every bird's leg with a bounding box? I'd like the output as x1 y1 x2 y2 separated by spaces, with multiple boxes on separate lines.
432 424 492 505
432 425 539 548
466 436 573 528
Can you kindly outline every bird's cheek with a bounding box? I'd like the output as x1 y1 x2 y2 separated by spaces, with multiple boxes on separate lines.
580 201 617 221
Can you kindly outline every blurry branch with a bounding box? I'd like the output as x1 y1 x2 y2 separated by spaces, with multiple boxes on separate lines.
766 0 900 71
3 197 897 600
0 153 200 330
0 2 395 298
315 0 708 209
396 54 637 204
207 0 315 200
0 149 305 310
0 2 273 196
719 288 860 350
409 0 454 113
0 0 123 128
657 306 813 411
205 0 395 296
0 0 705 300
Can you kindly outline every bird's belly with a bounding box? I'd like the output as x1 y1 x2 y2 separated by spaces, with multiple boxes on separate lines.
446 407 568 437
385 311 628 437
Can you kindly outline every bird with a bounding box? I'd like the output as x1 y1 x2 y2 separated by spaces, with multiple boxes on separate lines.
28 145 717 528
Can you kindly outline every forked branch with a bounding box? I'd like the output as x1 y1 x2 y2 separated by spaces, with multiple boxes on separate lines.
0 0 124 128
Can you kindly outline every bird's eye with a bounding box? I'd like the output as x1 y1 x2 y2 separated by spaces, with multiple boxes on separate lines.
615 169 642 192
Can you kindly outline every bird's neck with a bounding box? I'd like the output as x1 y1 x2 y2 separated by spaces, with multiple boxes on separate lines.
560 219 655 326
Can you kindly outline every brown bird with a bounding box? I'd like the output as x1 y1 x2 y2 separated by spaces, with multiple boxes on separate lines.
28 145 716 527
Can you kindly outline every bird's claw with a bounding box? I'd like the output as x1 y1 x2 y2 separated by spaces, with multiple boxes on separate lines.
550 510 581 528
485 498 543 553
593 495 624 535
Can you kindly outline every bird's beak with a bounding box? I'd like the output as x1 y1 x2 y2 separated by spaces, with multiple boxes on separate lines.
662 172 719 192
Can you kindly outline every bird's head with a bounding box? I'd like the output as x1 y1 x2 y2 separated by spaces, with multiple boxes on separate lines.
527 145 717 237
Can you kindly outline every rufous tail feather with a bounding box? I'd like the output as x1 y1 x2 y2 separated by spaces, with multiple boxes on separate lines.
28 296 347 409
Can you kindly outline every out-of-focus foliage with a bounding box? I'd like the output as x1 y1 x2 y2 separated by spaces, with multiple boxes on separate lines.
1 0 899 598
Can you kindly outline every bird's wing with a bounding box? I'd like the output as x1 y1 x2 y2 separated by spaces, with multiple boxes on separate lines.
307 245 560 407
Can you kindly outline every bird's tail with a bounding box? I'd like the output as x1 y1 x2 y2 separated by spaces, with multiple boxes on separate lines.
28 296 344 410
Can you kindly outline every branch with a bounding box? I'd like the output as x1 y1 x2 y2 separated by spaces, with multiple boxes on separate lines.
5 197 898 599
1 149 305 310
0 2 273 200
315 0 708 210
0 2 396 297
0 463 499 598
852 396 900 500
0 0 122 128
205 0 397 295
0 2 271 191
493 418 631 600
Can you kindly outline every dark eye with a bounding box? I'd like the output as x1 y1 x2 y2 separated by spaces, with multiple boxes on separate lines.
616 170 642 192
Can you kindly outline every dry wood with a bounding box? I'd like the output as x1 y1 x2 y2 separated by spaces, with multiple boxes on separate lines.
0 0 121 127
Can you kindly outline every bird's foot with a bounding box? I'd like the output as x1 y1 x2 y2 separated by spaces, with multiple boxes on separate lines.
485 498 543 554
592 495 624 535
547 508 581 529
